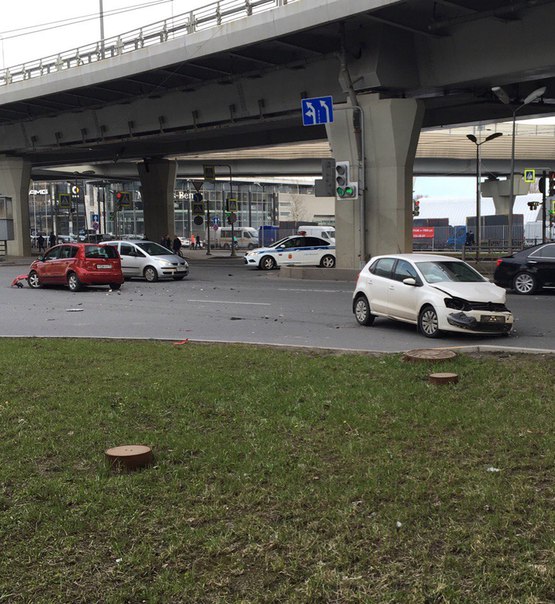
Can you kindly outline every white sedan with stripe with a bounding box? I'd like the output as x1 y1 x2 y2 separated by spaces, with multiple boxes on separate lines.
244 235 336 270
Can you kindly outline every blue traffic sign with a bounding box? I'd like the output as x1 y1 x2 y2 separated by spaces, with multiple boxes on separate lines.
92 214 99 222
301 96 334 126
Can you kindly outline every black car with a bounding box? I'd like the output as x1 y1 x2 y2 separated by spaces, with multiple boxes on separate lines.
493 242 555 294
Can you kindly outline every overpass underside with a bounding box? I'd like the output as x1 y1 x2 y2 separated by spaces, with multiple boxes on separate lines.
2 0 555 263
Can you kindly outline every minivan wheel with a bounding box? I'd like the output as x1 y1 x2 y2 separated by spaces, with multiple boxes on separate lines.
354 295 375 326
260 255 276 270
320 254 336 268
513 272 538 295
144 266 158 282
67 272 82 292
418 305 441 338
28 270 41 289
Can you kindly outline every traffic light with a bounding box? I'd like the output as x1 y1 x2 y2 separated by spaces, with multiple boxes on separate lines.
335 161 357 199
549 172 555 196
413 199 421 216
528 201 540 210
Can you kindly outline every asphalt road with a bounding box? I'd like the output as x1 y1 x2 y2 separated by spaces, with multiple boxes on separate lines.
1 257 554 353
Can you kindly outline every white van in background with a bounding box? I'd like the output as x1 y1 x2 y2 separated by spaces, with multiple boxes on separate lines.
215 226 259 249
297 225 335 243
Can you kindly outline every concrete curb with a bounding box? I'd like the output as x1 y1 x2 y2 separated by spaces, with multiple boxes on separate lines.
0 334 553 355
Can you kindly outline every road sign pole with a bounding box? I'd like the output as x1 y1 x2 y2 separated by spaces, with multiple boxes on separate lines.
542 170 547 244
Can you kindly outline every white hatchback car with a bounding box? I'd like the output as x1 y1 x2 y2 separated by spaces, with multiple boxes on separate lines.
104 240 189 282
244 235 336 270
352 253 513 338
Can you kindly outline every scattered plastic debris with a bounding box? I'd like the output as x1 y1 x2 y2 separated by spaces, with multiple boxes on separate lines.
66 308 84 312
396 521 402 529
486 466 501 473
173 339 189 346
10 274 28 287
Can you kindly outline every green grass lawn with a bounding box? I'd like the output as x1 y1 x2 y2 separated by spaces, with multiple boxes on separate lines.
1 339 554 603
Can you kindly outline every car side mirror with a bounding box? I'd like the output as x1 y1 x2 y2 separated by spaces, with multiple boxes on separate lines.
38 255 45 261
403 277 417 286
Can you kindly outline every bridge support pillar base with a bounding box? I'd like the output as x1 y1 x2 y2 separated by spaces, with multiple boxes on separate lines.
0 156 32 257
138 159 177 244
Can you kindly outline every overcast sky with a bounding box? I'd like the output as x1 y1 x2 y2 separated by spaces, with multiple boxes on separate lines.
0 0 208 67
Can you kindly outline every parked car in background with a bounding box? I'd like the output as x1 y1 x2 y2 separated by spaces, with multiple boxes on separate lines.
352 253 513 338
297 225 335 243
103 240 189 282
178 237 191 248
57 234 77 244
27 243 123 292
244 235 336 270
494 242 555 294
216 227 259 249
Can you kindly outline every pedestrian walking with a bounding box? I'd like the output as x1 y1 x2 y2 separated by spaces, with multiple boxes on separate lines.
49 232 56 247
37 234 45 253
172 235 182 257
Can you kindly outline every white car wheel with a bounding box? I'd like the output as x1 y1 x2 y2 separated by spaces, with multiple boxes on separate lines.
418 305 441 338
320 254 336 268
260 256 276 270
354 295 375 326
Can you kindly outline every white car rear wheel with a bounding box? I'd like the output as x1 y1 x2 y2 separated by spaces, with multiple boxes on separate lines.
354 295 375 326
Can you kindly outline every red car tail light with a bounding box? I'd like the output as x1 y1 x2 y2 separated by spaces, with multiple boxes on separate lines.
496 259 503 267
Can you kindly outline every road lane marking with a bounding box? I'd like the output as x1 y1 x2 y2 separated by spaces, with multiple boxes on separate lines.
187 299 271 306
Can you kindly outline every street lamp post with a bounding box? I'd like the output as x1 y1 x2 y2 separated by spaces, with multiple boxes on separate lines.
466 132 503 261
492 85 546 254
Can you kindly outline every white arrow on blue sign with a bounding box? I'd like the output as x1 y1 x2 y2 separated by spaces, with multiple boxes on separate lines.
301 96 334 126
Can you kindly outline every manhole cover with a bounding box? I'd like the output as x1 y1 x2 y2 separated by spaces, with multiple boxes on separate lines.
403 348 457 362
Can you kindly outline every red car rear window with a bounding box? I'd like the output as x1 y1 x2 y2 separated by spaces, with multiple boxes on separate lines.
84 245 119 259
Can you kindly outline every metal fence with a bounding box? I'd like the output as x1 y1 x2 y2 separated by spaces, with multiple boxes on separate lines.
413 224 555 254
0 0 299 87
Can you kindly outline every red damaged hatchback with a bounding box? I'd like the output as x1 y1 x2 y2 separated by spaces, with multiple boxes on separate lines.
27 243 124 292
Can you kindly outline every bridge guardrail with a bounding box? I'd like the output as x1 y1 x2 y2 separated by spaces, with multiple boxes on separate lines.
0 0 298 87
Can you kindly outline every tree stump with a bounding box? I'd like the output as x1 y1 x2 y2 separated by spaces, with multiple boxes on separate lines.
403 348 457 362
429 372 459 385
105 445 153 472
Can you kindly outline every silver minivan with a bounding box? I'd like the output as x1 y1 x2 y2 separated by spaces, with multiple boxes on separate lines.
104 240 189 282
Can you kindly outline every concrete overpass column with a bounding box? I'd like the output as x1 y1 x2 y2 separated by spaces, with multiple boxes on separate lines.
0 156 32 257
327 95 423 268
138 159 177 243
481 177 529 215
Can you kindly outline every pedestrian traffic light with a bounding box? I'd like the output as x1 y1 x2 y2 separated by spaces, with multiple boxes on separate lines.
335 161 357 199
193 192 203 204
413 199 421 216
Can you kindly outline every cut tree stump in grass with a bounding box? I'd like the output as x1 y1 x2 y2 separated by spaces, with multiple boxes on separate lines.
403 349 457 363
429 372 459 385
105 445 153 472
